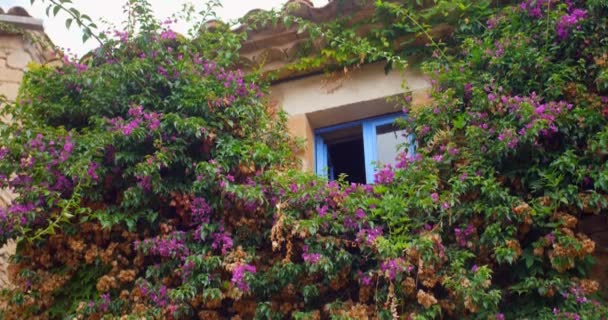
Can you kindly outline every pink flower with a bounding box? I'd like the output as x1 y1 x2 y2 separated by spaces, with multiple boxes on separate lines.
374 165 394 184
122 119 141 135
431 193 439 202
128 105 144 117
302 252 322 264
160 29 177 40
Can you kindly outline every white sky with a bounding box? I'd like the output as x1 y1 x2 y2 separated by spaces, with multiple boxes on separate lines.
2 0 328 56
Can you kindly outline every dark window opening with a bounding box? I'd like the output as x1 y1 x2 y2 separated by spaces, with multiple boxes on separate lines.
324 126 366 184
328 138 366 184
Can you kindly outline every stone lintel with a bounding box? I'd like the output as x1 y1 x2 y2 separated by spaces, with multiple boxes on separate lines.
0 14 44 32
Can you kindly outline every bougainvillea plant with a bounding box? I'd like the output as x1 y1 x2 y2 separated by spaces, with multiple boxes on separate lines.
1 0 607 319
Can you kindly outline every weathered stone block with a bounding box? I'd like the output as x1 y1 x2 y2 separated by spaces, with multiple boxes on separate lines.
0 36 23 50
0 240 15 290
0 67 24 83
6 49 32 69
0 82 20 101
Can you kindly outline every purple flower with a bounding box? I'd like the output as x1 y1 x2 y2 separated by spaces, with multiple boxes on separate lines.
231 263 256 292
545 232 555 244
419 125 431 136
455 224 475 247
137 175 152 192
99 293 111 312
114 30 129 42
359 273 373 286
191 197 211 224
355 208 366 220
87 162 100 181
464 82 473 96
28 134 45 151
211 231 233 254
471 264 479 272
135 231 189 260
316 205 329 218
302 252 322 264
289 183 298 193
556 9 587 41
487 17 499 29
157 66 168 77
0 147 8 160
357 226 383 246
380 258 405 280
148 117 160 131
60 136 75 162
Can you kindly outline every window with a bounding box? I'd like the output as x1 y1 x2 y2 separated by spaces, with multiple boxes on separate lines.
314 113 414 184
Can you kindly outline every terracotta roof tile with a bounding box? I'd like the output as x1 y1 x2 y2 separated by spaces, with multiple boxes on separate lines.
6 6 31 17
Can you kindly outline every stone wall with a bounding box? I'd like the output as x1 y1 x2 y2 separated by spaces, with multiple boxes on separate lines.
0 6 55 290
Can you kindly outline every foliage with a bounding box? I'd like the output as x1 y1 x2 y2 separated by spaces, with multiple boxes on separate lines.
0 0 607 319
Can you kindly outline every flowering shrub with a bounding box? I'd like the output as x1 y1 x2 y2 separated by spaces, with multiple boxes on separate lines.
0 0 607 319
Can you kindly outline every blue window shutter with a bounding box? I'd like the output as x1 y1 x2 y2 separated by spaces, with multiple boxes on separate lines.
362 121 377 184
408 132 416 156
314 135 328 177
314 112 412 183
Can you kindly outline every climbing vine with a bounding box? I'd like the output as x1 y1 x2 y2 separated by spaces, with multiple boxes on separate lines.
0 0 607 319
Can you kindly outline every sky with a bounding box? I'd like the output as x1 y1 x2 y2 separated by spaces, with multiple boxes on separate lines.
2 0 328 56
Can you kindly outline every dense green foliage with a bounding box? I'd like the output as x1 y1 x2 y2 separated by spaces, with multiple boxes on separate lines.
0 0 607 319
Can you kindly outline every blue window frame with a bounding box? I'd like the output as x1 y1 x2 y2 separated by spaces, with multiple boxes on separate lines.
314 113 415 184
